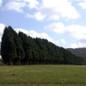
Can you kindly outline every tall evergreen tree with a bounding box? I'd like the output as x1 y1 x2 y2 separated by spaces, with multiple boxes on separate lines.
19 32 40 64
1 26 25 65
18 32 30 64
1 27 16 65
9 26 25 65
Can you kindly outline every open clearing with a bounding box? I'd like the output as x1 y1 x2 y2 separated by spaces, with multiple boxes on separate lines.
0 65 86 86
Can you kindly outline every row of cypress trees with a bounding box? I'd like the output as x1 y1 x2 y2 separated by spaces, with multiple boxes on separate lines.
1 26 83 65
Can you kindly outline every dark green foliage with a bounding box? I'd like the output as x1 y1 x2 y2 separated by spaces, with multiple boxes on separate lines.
1 26 25 65
1 27 16 65
19 32 40 64
1 26 83 65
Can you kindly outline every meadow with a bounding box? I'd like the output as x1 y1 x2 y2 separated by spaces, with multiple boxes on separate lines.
0 65 86 86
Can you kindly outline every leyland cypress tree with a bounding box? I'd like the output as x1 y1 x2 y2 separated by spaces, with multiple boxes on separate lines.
1 27 17 65
8 26 25 65
18 32 30 64
1 26 25 65
19 32 40 64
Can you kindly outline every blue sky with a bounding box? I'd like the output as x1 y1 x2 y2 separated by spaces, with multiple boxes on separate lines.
0 0 86 48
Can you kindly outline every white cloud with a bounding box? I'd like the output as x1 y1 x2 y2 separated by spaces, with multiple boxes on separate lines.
48 15 60 20
0 23 5 42
34 12 46 21
69 42 84 48
37 0 80 20
0 23 5 36
0 23 59 45
5 1 26 13
77 39 86 47
3 0 79 21
79 1 86 9
15 28 54 43
45 22 65 33
69 43 78 48
61 39 66 44
45 22 86 48
26 12 46 21
0 0 2 7
78 39 86 43
24 0 39 9
45 22 86 40
66 25 86 39
77 42 83 47
15 28 61 45
4 0 39 13
16 28 29 34
55 40 59 44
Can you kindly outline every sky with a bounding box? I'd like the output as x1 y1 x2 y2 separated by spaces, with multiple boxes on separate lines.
0 0 86 48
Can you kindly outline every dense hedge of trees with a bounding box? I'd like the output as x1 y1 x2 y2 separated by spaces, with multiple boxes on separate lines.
1 26 83 65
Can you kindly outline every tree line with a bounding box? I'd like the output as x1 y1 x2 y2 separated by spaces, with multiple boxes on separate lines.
1 26 83 65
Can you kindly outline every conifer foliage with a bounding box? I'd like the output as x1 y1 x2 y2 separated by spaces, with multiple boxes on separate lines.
1 26 25 65
1 26 83 65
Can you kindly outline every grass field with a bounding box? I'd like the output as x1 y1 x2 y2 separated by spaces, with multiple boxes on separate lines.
0 65 86 86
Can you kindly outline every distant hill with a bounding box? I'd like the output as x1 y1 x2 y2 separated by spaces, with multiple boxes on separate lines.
67 48 86 65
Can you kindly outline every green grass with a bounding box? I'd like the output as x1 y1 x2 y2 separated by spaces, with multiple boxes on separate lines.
0 65 86 86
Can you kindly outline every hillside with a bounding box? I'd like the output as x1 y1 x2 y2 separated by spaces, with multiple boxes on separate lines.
1 26 83 65
67 48 86 65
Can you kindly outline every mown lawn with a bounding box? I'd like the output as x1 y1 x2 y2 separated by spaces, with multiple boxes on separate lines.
0 65 86 86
